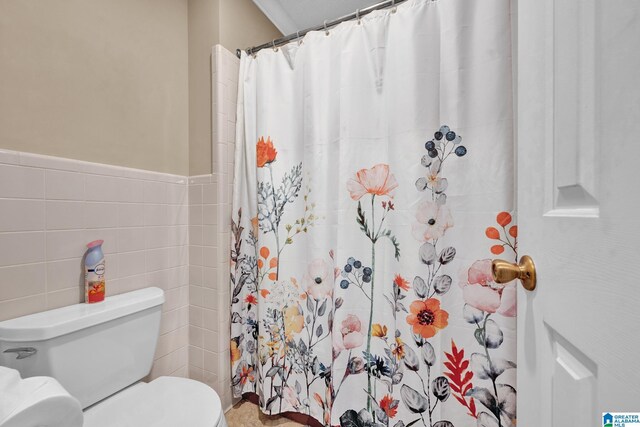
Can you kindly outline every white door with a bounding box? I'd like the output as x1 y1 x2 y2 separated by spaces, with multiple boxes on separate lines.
517 0 640 426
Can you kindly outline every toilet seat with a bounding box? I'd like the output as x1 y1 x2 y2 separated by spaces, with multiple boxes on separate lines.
83 377 224 427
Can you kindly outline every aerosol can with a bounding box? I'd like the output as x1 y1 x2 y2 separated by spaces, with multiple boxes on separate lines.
84 240 105 303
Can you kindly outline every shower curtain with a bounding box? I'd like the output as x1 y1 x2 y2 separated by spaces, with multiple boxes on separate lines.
230 1 516 426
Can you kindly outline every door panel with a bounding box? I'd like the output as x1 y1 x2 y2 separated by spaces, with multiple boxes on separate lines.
518 0 640 425
550 0 598 215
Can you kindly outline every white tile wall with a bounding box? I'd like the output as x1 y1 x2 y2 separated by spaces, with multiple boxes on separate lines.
0 149 190 379
187 45 239 412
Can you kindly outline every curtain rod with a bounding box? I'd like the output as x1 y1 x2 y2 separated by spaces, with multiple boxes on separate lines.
236 0 410 58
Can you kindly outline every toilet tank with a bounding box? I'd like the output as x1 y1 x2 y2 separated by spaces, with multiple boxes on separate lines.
0 287 164 409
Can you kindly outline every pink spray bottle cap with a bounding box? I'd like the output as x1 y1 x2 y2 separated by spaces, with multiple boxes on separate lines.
86 240 104 249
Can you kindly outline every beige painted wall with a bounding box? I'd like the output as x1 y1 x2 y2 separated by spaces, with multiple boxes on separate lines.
188 0 281 175
188 0 220 177
0 0 278 176
0 0 190 175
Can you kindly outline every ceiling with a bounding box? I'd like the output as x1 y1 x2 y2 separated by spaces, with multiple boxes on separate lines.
252 0 382 36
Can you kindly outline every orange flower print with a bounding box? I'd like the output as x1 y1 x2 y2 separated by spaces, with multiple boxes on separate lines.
250 216 259 236
406 298 449 338
394 274 410 291
391 336 406 360
379 394 399 418
496 211 512 227
258 246 278 282
485 211 517 256
265 339 280 357
485 227 500 240
256 136 277 167
491 244 505 255
239 363 255 385
284 306 304 340
313 391 332 426
347 164 398 201
260 289 270 298
371 323 388 338
313 392 324 408
230 340 241 363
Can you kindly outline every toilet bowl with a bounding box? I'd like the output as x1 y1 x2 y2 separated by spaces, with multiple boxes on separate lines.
0 287 227 427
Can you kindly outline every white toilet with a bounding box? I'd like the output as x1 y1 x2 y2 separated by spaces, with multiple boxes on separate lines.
0 287 228 427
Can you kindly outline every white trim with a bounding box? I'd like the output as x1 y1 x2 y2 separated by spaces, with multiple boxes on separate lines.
0 149 187 184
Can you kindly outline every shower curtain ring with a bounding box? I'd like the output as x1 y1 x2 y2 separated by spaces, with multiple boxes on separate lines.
324 20 330 36
391 0 397 13
356 9 361 24
297 30 302 45
272 39 278 52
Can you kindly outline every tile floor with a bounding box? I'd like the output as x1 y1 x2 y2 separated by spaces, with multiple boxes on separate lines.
225 400 306 426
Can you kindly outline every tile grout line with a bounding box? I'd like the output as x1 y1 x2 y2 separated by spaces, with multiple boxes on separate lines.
43 165 49 308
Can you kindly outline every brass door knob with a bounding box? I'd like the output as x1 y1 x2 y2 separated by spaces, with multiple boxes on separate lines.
491 255 537 291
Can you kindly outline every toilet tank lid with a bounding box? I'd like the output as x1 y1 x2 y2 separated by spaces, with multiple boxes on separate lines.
0 287 164 343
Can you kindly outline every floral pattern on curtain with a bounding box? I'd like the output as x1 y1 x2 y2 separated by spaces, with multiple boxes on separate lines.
230 1 516 426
